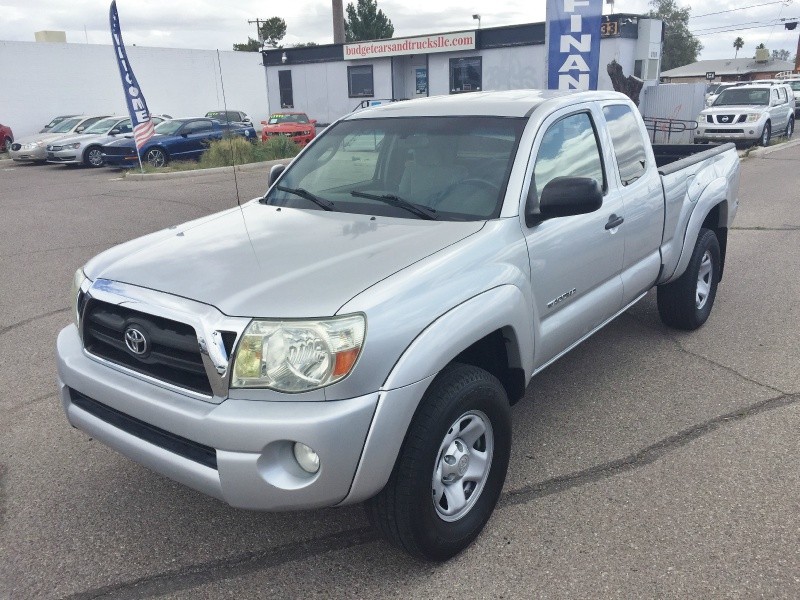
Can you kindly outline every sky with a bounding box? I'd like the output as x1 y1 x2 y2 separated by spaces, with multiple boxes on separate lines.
1 0 798 62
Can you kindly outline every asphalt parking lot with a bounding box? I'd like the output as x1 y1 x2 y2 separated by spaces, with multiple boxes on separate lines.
1 150 799 599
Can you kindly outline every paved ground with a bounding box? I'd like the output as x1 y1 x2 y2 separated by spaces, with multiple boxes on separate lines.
0 152 798 599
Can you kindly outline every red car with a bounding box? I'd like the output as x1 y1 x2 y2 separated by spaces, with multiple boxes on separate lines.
261 112 316 145
1 123 13 153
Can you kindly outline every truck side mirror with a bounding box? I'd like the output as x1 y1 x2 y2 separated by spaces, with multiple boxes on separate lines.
268 164 286 187
525 176 602 227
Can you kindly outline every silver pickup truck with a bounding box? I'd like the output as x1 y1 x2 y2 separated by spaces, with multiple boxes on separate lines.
57 90 740 561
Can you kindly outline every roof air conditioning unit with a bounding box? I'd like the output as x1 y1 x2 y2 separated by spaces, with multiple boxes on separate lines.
755 47 770 62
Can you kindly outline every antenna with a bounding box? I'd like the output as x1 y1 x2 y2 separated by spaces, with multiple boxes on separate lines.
216 49 242 208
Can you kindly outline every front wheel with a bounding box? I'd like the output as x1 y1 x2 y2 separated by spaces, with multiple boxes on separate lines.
84 146 104 167
760 121 771 146
365 363 511 561
786 117 794 140
144 147 167 168
657 228 721 331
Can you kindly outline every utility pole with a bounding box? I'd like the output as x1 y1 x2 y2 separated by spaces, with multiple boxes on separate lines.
248 19 267 42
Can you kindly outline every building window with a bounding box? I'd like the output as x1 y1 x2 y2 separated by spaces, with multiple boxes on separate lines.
278 70 294 108
348 65 374 98
450 57 482 94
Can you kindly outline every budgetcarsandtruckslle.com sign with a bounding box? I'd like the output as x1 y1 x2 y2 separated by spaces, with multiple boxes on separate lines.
547 0 603 90
344 31 476 60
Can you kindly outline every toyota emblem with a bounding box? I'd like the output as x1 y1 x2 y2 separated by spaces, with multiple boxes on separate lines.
124 326 148 356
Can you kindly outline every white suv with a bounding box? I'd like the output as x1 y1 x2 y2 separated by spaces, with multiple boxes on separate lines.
696 83 795 145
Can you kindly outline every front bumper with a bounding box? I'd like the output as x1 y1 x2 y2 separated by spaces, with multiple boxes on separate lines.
57 325 380 510
10 145 47 161
102 152 139 167
695 124 764 143
47 149 81 164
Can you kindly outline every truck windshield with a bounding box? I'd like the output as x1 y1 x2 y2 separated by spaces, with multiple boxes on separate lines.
714 88 770 106
263 116 526 221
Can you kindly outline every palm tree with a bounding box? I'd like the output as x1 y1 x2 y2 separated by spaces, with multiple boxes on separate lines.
733 37 744 58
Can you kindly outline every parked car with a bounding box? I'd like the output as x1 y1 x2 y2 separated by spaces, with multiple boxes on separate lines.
9 115 110 162
58 90 740 561
705 82 746 106
696 83 795 145
1 123 13 153
261 111 316 145
205 110 252 125
39 114 79 133
101 117 256 167
46 116 168 167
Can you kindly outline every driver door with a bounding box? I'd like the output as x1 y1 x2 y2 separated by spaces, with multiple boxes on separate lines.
521 105 625 370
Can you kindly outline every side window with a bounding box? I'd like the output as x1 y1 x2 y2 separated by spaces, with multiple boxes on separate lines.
118 121 133 134
777 87 787 103
602 104 648 186
533 112 605 200
772 89 780 104
185 121 212 134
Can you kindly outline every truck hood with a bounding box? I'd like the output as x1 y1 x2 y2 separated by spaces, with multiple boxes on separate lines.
86 202 485 318
702 104 766 115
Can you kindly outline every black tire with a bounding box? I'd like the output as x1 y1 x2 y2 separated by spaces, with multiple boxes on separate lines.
760 121 771 146
83 146 104 167
144 147 167 168
365 363 512 561
3 137 11 153
786 117 794 140
657 228 721 331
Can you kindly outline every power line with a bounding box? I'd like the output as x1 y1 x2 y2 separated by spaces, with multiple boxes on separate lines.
690 0 793 19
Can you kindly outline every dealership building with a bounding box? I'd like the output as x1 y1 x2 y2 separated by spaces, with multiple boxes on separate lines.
261 14 663 125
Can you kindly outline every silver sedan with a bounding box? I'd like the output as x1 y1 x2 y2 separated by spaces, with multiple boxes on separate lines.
9 115 109 163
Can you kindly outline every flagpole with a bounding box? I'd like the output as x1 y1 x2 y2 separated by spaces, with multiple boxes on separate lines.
137 148 145 173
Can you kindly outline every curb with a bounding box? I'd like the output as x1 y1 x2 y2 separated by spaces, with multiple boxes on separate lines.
123 157 292 181
741 136 800 159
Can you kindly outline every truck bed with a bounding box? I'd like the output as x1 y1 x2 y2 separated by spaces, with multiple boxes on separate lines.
652 143 736 172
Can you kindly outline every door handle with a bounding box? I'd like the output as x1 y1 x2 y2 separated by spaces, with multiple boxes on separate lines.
605 214 624 230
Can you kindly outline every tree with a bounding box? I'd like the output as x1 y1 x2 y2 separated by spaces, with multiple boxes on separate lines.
772 48 792 61
233 38 261 52
292 42 319 48
733 37 744 59
649 0 702 71
233 16 287 52
344 0 394 42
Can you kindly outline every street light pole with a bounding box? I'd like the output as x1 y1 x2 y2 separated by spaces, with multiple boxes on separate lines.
472 14 481 29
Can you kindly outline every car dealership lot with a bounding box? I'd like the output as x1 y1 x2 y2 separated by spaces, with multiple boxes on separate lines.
1 152 799 598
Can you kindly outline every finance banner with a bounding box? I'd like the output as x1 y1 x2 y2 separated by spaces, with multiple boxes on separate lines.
546 0 603 90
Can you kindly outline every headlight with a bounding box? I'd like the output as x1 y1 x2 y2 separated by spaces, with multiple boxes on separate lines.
697 115 705 124
71 268 87 327
745 114 760 123
231 314 366 392
66 142 81 149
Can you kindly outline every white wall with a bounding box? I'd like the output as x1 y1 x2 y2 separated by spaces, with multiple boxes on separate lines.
266 58 392 126
640 82 707 144
0 41 268 138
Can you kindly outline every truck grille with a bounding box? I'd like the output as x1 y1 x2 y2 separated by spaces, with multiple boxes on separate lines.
705 128 745 134
82 299 212 396
69 389 218 469
714 114 737 124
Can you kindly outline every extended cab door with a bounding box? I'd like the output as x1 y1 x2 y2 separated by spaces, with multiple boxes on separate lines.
599 102 664 305
521 104 625 370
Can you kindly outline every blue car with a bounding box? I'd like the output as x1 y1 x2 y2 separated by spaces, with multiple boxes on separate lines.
101 117 256 168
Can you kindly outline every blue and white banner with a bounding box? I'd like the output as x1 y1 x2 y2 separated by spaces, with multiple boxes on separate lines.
546 0 603 91
109 1 154 150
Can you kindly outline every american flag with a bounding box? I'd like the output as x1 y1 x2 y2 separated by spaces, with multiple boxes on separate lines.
133 119 155 150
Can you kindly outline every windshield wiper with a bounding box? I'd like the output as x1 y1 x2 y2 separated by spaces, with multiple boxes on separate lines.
350 191 438 220
276 186 336 211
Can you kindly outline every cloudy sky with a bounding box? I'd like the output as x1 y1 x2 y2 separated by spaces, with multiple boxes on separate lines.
1 0 798 61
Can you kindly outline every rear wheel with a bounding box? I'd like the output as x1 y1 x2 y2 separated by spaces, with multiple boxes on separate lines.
145 147 167 168
84 146 104 167
760 121 771 146
365 363 511 561
786 117 794 140
657 228 721 331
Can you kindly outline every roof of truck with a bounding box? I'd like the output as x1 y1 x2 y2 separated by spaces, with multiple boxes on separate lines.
344 89 630 119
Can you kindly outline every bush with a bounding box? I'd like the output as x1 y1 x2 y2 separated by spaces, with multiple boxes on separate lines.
198 136 300 168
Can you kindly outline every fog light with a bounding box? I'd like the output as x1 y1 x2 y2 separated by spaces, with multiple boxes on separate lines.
293 442 320 474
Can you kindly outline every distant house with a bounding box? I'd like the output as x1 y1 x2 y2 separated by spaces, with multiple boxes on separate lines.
661 55 797 83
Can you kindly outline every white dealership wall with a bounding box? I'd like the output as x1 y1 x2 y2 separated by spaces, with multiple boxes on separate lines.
0 41 268 138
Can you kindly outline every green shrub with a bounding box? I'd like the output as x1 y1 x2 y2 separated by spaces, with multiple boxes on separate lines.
198 136 300 169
